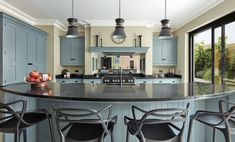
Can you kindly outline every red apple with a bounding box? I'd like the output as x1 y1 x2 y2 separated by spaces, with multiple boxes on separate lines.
48 76 53 81
27 77 35 82
30 71 40 79
35 79 41 83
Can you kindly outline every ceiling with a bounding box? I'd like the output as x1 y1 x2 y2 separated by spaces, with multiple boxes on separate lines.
1 0 224 30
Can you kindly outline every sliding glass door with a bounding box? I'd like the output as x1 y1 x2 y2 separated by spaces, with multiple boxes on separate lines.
189 12 235 85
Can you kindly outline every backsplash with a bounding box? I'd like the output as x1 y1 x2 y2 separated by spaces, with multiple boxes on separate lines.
60 66 84 74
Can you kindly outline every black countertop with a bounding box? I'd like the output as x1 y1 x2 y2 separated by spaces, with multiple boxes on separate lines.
56 73 182 79
0 82 234 102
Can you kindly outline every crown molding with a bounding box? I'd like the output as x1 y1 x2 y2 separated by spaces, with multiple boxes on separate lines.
0 0 35 25
0 0 67 31
34 19 66 31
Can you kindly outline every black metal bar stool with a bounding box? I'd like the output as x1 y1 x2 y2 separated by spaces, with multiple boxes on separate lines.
0 100 55 142
187 100 235 142
53 105 118 142
124 103 190 142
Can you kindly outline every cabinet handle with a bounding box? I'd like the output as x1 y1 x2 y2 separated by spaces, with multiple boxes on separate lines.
159 81 162 83
75 81 78 83
162 59 167 61
172 81 175 83
28 63 33 65
70 58 76 61
62 81 65 83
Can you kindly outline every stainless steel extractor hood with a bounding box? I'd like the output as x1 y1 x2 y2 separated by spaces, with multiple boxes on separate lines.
89 47 149 56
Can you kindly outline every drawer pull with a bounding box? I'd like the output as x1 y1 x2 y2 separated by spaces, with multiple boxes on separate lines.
62 81 65 83
28 63 33 65
75 81 78 83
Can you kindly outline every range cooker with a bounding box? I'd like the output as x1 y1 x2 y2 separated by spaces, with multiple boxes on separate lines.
102 75 135 85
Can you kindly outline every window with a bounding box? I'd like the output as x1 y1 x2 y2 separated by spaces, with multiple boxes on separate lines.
189 11 235 85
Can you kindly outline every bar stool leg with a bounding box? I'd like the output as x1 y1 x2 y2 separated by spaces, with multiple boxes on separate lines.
111 132 114 142
212 128 216 142
187 118 194 142
223 129 231 142
14 130 20 142
23 129 27 142
126 128 129 142
48 117 55 142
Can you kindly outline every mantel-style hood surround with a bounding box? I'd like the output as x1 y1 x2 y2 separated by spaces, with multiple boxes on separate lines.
89 47 149 56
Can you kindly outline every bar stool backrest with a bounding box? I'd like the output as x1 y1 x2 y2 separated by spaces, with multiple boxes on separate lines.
53 105 117 140
0 100 30 129
125 103 190 140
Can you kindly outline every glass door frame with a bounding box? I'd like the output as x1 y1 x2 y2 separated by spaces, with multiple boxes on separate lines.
189 11 235 84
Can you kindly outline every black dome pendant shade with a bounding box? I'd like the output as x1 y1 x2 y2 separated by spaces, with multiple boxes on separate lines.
66 0 79 38
159 0 173 39
112 0 126 40
159 19 173 39
66 18 79 38
113 18 126 39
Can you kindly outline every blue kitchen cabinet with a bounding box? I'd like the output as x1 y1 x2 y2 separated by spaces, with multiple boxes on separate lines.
0 12 48 86
2 19 18 85
60 36 85 66
36 34 47 73
153 37 177 66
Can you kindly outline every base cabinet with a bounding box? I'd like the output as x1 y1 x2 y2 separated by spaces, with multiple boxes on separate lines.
153 78 181 84
56 79 83 83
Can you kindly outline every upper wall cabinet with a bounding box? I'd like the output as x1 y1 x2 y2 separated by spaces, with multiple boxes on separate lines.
152 37 177 66
60 36 85 66
0 12 48 86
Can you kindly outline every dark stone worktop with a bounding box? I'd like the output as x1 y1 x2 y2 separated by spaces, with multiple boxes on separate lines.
56 73 182 79
0 82 234 102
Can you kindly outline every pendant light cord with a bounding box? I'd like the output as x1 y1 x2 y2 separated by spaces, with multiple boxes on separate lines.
119 0 121 18
72 0 74 18
165 0 167 19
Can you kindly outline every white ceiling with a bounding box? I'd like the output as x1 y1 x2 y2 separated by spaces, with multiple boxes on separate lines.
1 0 224 30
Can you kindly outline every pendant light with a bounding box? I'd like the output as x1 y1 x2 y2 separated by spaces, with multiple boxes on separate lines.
112 0 126 39
159 0 173 39
66 0 79 38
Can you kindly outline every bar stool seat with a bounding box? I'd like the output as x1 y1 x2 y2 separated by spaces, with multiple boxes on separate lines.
66 122 116 141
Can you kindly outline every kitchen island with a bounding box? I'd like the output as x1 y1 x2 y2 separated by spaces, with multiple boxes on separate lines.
0 82 235 142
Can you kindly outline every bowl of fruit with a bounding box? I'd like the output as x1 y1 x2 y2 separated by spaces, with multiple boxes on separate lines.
25 71 53 88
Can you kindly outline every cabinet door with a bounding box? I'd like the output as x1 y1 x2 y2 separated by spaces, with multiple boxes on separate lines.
71 39 79 65
152 37 162 65
161 38 177 65
36 34 47 72
78 37 85 65
60 39 72 65
18 27 30 80
3 20 18 84
27 32 37 73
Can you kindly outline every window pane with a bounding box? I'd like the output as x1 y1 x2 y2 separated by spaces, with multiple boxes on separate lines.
224 22 235 86
194 29 212 83
214 27 222 84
